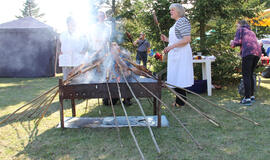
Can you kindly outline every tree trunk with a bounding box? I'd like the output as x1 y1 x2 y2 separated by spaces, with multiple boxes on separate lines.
199 19 206 53
111 0 116 41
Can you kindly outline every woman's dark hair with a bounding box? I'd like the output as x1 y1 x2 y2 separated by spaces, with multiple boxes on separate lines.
238 20 249 26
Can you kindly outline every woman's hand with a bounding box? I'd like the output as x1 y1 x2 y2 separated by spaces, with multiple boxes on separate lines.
160 34 168 42
163 45 174 54
230 40 235 48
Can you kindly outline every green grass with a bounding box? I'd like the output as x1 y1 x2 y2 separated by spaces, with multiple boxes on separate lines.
0 74 270 160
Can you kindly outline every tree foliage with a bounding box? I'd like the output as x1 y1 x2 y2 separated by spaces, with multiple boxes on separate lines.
114 0 269 84
187 0 267 83
17 0 44 19
187 0 265 52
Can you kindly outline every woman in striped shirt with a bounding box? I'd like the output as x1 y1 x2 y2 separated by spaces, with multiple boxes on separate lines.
161 3 194 107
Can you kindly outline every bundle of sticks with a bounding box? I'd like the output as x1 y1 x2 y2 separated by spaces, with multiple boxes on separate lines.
0 50 106 126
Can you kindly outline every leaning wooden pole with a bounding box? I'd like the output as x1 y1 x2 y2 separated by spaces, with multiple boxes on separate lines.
123 61 220 127
135 66 261 127
0 85 58 125
153 11 166 48
165 83 261 126
115 78 145 160
34 60 102 122
55 38 60 75
27 93 54 119
165 86 221 127
34 91 58 122
14 92 53 121
130 75 203 150
36 90 59 125
118 66 161 154
0 56 105 125
106 78 123 147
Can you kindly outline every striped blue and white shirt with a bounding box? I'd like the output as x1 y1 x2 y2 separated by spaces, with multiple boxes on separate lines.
175 17 191 39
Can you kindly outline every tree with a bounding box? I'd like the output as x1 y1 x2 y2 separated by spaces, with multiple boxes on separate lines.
16 0 44 19
186 0 265 52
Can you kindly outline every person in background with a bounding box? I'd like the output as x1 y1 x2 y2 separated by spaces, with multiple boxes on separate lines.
160 3 194 107
230 20 261 106
57 16 88 81
133 32 150 67
87 11 111 82
259 40 266 56
89 11 111 58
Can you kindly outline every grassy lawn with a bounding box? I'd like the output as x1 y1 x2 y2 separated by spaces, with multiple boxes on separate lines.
0 74 270 160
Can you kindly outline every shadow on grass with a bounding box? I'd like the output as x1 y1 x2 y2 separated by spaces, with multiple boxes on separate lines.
0 101 60 128
13 97 165 160
2 76 270 159
14 125 136 159
11 91 270 160
0 77 59 110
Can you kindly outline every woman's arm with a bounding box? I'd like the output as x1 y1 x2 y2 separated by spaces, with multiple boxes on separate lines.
160 34 169 42
163 36 191 53
231 28 242 47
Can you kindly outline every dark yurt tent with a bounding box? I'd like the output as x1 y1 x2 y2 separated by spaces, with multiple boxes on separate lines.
0 17 56 77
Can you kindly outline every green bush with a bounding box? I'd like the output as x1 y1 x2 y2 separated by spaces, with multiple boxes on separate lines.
210 48 242 85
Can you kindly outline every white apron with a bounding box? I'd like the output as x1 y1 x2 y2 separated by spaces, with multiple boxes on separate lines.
59 31 87 67
167 23 194 88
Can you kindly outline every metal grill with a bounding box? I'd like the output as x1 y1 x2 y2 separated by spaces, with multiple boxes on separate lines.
58 77 162 128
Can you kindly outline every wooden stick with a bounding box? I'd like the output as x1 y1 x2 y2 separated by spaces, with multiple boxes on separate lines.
0 54 106 125
136 68 260 127
130 67 221 127
165 82 261 126
36 90 59 125
146 98 153 108
173 92 206 111
34 95 54 122
0 85 58 125
106 80 123 147
115 78 145 160
14 93 52 121
122 58 152 76
64 55 107 85
55 38 60 75
34 57 105 122
118 64 161 153
29 60 100 122
66 49 103 80
129 67 216 127
130 75 203 150
141 69 221 128
153 12 166 48
165 86 220 127
27 91 56 118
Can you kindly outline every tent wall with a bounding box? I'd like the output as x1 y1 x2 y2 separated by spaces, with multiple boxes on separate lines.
0 29 56 77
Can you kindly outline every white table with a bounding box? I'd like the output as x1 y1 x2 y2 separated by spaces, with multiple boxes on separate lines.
192 57 215 96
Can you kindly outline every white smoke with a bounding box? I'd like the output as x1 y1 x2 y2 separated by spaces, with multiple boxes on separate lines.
61 0 130 84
